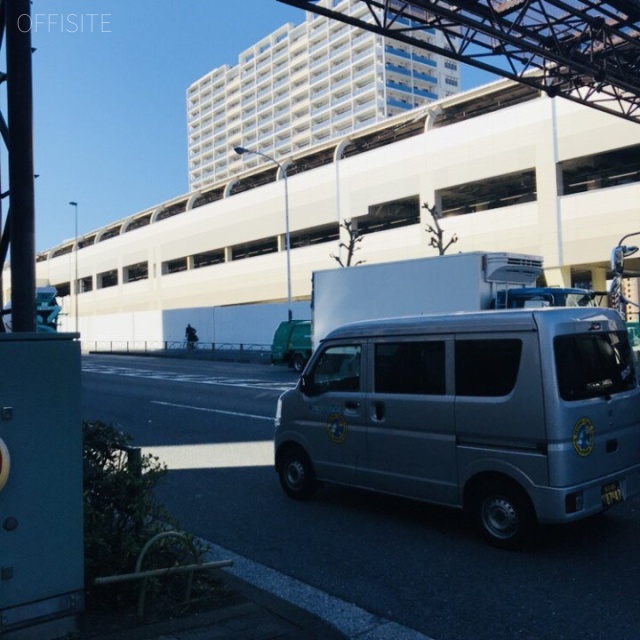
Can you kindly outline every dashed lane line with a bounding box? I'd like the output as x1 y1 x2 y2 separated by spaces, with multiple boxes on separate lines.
82 364 295 391
151 400 272 422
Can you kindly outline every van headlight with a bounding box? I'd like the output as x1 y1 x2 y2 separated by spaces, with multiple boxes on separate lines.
275 396 283 430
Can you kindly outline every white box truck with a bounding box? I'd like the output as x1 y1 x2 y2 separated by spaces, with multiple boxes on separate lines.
311 252 593 347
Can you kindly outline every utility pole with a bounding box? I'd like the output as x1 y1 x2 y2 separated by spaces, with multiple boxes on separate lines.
5 0 36 331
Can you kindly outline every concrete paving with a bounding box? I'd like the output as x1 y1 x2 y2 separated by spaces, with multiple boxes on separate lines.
81 538 435 640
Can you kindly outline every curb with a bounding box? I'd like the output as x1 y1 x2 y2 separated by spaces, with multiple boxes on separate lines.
203 541 436 640
223 572 348 640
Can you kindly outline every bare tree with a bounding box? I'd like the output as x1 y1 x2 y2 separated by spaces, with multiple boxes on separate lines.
331 219 366 267
423 202 458 255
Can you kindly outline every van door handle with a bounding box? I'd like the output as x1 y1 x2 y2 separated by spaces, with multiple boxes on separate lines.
344 400 360 411
373 402 385 421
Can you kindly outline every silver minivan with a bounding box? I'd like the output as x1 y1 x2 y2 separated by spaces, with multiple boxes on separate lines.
274 307 640 548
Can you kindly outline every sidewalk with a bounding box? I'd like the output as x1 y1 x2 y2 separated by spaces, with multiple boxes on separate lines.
77 573 347 640
76 545 435 640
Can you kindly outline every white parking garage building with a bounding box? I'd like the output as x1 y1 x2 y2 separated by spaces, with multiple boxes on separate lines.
32 79 640 348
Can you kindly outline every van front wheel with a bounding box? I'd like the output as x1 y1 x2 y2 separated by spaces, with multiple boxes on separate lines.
474 481 535 549
278 447 317 500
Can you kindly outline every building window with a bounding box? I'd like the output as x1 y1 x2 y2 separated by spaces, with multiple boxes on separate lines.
125 215 152 232
97 269 118 289
290 223 340 248
157 202 187 222
561 144 640 195
124 262 149 283
163 257 188 274
438 170 537 216
54 282 71 297
193 249 225 268
231 237 278 261
79 236 96 249
353 195 420 235
51 245 73 258
79 276 93 293
99 227 121 242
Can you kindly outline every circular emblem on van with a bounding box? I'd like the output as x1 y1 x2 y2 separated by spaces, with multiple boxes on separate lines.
326 413 348 444
572 418 595 457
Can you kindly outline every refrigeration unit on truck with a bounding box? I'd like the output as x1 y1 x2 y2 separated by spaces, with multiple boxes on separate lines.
311 252 594 347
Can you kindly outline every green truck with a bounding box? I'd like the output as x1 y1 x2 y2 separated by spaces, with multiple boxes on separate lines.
270 320 312 373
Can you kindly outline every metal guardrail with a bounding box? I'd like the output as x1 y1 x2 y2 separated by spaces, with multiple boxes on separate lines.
88 340 271 362
94 530 234 619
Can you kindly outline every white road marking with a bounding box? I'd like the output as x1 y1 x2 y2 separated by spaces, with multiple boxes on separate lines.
151 400 272 422
142 440 273 470
82 363 295 391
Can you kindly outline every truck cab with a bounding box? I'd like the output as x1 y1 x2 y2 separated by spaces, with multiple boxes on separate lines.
270 320 312 373
494 287 596 309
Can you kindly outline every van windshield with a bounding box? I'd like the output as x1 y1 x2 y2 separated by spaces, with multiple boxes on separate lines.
554 331 637 401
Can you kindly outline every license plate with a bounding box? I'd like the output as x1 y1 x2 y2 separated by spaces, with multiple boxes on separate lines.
601 481 623 506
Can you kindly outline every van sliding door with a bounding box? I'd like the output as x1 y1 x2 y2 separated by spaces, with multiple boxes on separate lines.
454 335 548 487
365 338 457 503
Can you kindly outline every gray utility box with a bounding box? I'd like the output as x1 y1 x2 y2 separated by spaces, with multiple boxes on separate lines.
0 333 83 640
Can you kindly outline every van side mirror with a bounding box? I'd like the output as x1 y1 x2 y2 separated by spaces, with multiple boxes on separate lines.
611 245 639 275
611 246 625 275
300 375 313 396
300 374 322 397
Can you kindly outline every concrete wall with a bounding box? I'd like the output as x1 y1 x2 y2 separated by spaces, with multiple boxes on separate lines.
58 301 311 350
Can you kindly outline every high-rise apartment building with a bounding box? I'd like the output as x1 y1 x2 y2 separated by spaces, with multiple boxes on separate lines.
187 0 461 191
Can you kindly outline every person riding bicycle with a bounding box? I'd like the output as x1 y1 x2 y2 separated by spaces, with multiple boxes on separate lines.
185 324 199 349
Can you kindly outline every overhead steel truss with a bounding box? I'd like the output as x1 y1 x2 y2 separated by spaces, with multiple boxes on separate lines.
278 0 640 123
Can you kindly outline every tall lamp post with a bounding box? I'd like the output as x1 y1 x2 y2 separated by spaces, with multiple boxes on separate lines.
234 146 292 321
69 201 79 333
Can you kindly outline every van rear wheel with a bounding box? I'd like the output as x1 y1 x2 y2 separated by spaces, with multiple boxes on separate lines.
278 447 317 500
473 481 535 549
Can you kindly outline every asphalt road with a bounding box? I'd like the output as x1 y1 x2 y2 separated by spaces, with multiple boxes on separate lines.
82 354 640 640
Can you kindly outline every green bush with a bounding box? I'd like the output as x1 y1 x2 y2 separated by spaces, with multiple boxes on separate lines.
83 421 186 593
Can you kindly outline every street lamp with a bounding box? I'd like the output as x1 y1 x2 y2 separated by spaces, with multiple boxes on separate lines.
69 201 79 333
234 146 292 321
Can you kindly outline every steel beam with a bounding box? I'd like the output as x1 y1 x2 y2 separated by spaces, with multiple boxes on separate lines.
2 0 36 331
278 0 640 123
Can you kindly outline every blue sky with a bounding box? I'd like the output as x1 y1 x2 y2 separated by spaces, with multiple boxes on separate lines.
23 1 498 251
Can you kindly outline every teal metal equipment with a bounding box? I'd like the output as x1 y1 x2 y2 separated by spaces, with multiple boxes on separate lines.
0 333 83 639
